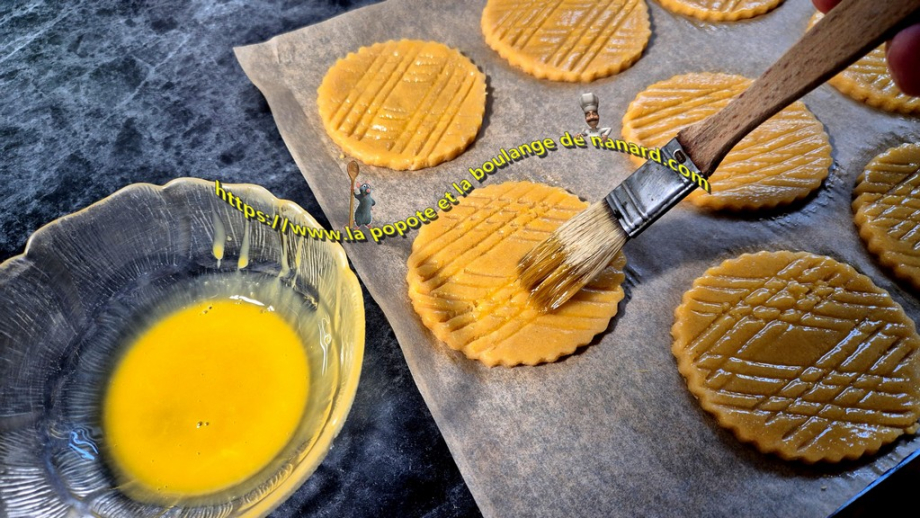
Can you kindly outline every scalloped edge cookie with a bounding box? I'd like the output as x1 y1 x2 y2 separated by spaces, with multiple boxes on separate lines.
853 143 920 290
317 39 487 171
672 251 920 463
481 0 650 82
622 72 831 211
657 0 784 21
407 181 626 367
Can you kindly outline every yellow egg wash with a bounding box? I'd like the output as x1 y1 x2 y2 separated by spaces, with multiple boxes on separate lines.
103 299 309 497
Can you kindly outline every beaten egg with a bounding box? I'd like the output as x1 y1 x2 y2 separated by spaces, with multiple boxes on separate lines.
102 298 309 498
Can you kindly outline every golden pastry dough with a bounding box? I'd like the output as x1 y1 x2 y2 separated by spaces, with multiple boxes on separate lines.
622 72 831 211
853 143 920 290
672 251 920 463
407 182 626 367
481 0 651 82
809 13 920 116
657 0 783 21
317 40 487 171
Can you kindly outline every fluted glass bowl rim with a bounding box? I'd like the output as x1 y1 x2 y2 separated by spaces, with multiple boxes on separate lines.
0 177 365 517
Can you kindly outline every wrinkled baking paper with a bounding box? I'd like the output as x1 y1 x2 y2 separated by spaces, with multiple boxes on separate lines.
235 1 920 516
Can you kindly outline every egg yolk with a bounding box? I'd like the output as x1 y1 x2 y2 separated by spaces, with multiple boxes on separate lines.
102 299 309 498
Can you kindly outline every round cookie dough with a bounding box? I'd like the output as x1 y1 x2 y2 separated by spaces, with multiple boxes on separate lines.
672 251 920 463
317 40 487 171
481 0 651 82
657 0 784 21
853 143 920 290
809 12 920 116
622 72 831 211
407 181 626 367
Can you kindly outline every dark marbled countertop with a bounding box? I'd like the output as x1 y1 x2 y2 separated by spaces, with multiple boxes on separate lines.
0 1 479 516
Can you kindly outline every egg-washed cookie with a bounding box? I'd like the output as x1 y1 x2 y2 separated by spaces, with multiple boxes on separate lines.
672 251 920 463
407 182 626 367
317 40 486 171
481 0 650 82
622 72 831 211
657 0 783 21
807 13 920 116
853 143 920 290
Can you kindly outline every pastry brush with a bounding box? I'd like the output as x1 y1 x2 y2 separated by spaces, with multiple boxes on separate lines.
520 0 920 311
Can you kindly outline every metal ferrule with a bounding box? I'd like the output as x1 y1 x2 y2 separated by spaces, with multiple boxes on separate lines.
604 139 704 238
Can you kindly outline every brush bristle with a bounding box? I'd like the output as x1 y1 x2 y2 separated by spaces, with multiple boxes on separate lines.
519 201 627 311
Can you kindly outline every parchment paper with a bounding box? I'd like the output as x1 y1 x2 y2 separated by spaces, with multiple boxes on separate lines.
234 1 920 515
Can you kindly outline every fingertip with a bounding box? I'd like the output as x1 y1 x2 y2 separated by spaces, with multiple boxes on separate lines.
812 0 840 14
887 24 920 97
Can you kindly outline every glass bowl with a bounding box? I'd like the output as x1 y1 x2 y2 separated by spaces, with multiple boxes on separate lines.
0 178 364 517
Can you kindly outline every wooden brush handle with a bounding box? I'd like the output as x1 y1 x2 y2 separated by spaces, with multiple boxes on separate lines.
678 0 920 176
